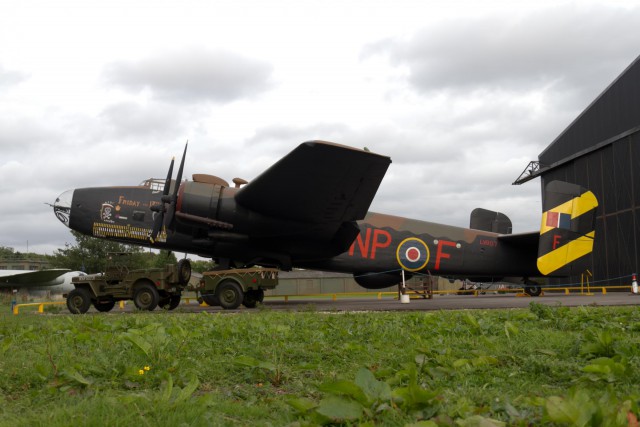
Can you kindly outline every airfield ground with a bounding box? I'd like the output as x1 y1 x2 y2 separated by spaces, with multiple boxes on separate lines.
9 289 640 315
191 291 640 313
260 292 640 312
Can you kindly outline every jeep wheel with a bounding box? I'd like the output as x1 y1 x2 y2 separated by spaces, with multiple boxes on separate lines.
93 300 116 312
243 289 265 308
67 288 92 314
217 280 243 310
133 282 160 311
177 259 192 285
159 295 181 310
167 295 181 310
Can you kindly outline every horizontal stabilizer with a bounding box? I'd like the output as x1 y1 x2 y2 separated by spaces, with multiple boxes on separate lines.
537 181 598 276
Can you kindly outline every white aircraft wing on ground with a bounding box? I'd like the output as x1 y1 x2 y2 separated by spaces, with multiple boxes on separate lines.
0 269 70 288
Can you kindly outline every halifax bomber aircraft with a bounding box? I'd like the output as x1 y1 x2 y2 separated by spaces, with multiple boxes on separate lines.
52 141 598 300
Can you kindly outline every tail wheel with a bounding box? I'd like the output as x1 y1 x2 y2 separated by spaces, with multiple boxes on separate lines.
216 280 243 310
177 259 191 285
67 288 92 314
524 279 542 297
133 282 160 311
524 285 542 297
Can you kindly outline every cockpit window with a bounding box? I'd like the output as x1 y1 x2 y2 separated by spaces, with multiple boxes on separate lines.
139 179 166 192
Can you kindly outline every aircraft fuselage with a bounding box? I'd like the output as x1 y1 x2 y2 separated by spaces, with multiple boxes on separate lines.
54 181 538 289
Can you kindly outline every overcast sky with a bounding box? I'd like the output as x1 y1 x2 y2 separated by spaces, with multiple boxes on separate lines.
1 0 639 255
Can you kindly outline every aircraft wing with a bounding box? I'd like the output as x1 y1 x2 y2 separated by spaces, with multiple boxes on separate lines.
0 269 70 288
235 141 392 223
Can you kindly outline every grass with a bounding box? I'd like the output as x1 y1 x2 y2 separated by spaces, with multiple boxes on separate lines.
0 303 639 425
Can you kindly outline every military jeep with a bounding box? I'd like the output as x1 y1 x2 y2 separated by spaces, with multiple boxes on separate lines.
194 267 279 310
65 252 191 314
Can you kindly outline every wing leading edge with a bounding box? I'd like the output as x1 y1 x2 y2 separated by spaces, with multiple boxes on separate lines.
235 141 392 223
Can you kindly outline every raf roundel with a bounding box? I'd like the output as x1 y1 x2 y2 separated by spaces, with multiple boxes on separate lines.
396 237 430 272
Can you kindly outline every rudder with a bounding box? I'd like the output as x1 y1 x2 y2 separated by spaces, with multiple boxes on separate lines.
537 181 598 276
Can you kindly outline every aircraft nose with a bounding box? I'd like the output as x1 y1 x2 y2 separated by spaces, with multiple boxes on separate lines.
53 189 74 227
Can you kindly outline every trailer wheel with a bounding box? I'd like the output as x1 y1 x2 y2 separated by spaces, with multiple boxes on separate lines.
200 294 220 306
93 300 116 312
159 295 181 310
243 289 265 308
133 282 159 311
217 280 243 310
177 259 192 285
67 288 92 314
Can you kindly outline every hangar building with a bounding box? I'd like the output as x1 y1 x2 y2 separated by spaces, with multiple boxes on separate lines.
515 55 640 286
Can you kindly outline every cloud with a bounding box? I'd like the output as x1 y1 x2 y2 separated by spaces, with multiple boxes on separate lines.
99 102 187 139
352 4 640 231
103 48 274 103
366 5 640 105
0 64 28 88
3 2 637 256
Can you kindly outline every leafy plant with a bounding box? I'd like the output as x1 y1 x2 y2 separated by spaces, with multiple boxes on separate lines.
234 354 284 386
580 329 617 358
543 388 637 427
581 357 628 383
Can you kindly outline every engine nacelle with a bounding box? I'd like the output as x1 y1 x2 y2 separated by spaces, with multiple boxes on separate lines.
353 271 408 289
177 177 227 221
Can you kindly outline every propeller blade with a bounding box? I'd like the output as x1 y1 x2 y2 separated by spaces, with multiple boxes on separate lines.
163 157 175 197
166 142 188 227
149 142 188 243
174 143 188 198
149 155 176 243
150 210 164 243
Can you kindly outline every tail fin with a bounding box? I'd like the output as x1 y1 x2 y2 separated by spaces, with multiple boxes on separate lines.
537 181 598 276
470 208 512 234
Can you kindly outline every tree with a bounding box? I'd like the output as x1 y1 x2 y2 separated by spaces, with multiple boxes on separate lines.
153 250 178 268
190 259 217 273
0 246 15 258
50 231 147 273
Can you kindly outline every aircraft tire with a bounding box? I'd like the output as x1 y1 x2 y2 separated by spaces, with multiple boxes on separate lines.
524 285 542 297
243 289 265 308
93 300 116 312
217 280 243 310
133 282 160 311
67 288 92 314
